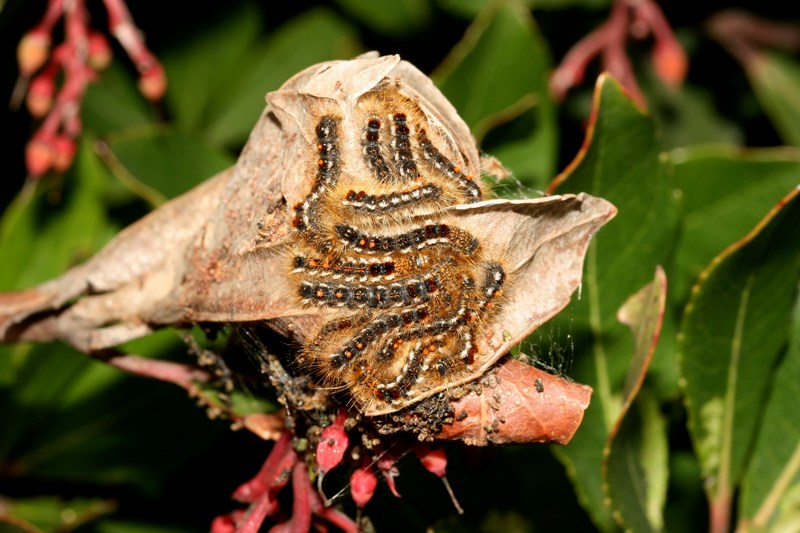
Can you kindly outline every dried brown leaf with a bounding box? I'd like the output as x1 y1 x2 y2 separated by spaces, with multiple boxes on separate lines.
437 358 592 445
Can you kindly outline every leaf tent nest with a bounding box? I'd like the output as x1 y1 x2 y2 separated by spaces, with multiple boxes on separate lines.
0 53 615 445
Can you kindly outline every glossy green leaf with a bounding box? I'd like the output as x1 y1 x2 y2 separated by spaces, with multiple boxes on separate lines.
104 127 235 203
160 3 262 131
335 0 431 35
738 212 800 531
671 145 800 302
679 187 800 523
202 8 361 147
546 74 679 531
433 0 556 189
748 52 800 148
604 268 668 533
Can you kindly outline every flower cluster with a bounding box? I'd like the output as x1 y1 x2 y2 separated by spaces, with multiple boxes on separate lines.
211 410 462 532
16 0 165 178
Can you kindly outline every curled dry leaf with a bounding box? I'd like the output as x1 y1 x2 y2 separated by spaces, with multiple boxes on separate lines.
0 53 615 445
437 357 592 445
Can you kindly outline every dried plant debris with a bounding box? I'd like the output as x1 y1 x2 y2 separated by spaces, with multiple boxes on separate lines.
0 54 615 448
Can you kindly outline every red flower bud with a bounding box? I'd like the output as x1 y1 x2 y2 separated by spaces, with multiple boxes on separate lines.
88 32 112 70
315 409 349 476
414 444 463 514
25 137 54 177
18 29 51 77
350 462 378 508
415 443 447 477
138 63 166 101
26 74 54 117
653 38 688 89
52 135 77 172
376 450 401 498
210 513 236 533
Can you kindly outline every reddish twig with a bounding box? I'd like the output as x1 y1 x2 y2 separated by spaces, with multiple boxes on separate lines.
550 0 687 108
102 352 213 386
214 430 359 533
233 432 294 503
707 9 800 70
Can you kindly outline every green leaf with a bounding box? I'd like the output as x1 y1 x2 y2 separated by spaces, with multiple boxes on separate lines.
738 228 800 531
160 3 262 131
678 187 800 524
747 52 800 148
335 0 431 35
202 8 361 147
433 0 556 189
437 0 611 18
82 63 157 137
1 496 114 533
643 79 743 149
604 268 668 532
0 340 227 494
605 390 668 532
104 127 235 203
671 145 800 303
546 74 680 531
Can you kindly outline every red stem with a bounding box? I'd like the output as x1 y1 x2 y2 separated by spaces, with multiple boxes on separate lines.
237 489 280 533
35 0 64 34
709 489 732 533
602 0 646 107
234 432 293 503
550 25 608 100
103 353 213 388
103 0 158 71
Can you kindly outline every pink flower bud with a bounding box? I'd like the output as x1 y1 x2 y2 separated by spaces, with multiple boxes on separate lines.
376 451 401 498
25 138 54 177
350 463 378 508
88 32 112 70
26 74 54 118
315 410 349 475
415 443 447 477
138 63 166 101
52 135 77 172
18 29 51 77
210 513 236 533
415 443 464 514
653 38 688 89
